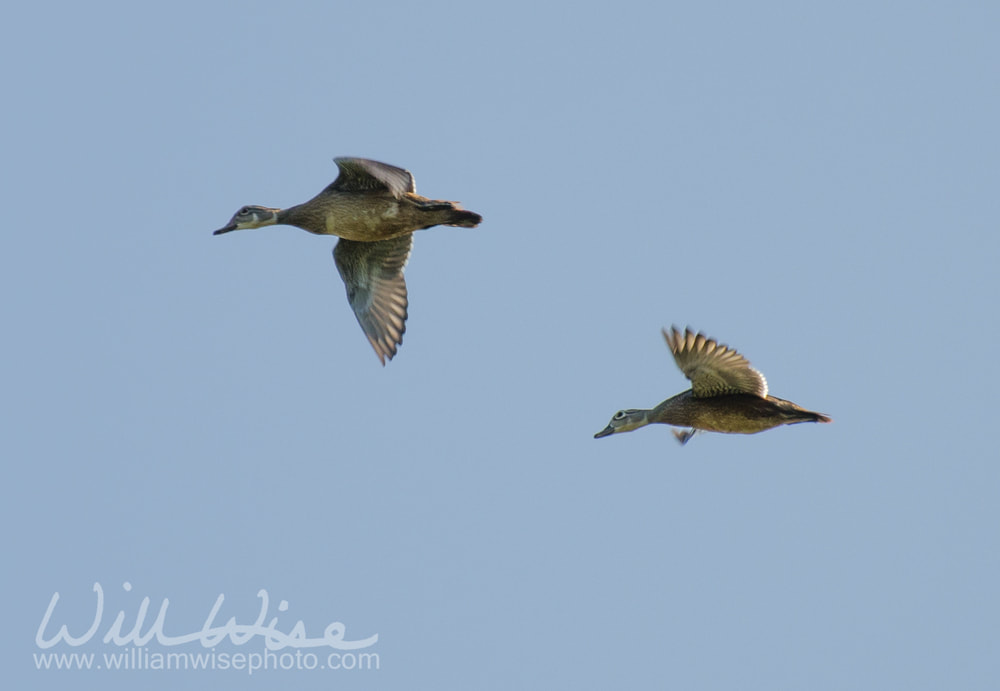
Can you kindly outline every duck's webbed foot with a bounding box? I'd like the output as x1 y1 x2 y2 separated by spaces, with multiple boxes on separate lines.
672 428 699 446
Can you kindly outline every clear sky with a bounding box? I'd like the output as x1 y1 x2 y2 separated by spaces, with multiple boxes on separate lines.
4 1 998 689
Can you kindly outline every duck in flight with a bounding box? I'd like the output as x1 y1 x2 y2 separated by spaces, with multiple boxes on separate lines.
213 157 482 364
595 326 831 445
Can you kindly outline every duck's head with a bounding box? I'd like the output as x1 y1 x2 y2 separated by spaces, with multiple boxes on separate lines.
213 205 280 235
594 409 647 438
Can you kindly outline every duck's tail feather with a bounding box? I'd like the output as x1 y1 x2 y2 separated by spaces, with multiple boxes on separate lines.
419 199 482 228
445 209 482 228
787 409 832 425
769 395 832 425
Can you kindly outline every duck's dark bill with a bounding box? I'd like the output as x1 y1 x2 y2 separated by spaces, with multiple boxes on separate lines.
594 426 614 439
213 224 238 235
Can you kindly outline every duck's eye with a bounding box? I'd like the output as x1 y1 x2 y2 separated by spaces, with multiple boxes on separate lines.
239 206 251 215
614 410 626 420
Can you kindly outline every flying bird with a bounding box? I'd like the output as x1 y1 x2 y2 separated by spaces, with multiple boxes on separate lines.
213 157 482 364
595 326 831 445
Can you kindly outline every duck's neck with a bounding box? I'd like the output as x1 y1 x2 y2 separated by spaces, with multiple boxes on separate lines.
275 205 298 226
648 391 692 426
277 204 326 234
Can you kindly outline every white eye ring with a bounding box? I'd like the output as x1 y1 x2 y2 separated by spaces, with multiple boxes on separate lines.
614 411 626 420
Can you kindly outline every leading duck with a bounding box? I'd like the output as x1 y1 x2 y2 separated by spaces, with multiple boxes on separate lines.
595 326 831 445
213 157 482 364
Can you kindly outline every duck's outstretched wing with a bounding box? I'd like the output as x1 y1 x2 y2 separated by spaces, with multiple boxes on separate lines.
326 157 416 198
333 235 412 364
662 326 768 398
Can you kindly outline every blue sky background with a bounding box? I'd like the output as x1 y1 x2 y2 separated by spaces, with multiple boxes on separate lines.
4 1 998 689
